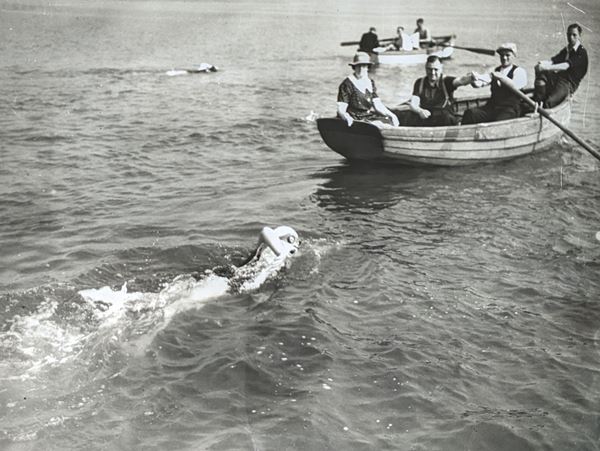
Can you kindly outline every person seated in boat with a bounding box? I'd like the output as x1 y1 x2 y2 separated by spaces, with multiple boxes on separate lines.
414 18 433 48
384 27 403 51
533 23 588 108
461 43 528 125
383 27 411 52
359 27 380 53
337 52 399 127
402 55 475 126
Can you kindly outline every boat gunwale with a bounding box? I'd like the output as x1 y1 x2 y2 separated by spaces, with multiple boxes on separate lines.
374 46 454 65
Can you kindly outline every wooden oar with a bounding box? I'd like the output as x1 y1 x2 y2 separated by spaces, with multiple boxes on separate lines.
498 78 600 162
443 44 496 56
340 34 455 47
340 37 394 47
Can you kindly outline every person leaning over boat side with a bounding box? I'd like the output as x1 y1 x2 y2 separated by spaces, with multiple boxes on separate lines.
359 27 380 53
337 52 399 127
414 18 432 48
461 43 527 125
533 23 588 108
384 26 405 51
403 55 475 126
384 26 416 52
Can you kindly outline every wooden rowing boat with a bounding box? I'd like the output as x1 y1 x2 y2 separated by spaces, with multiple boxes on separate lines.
316 94 571 166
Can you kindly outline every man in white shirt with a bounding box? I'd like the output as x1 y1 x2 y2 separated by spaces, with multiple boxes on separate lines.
461 43 528 124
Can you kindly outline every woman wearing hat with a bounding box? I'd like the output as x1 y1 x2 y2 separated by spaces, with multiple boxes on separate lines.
337 52 399 127
461 43 528 125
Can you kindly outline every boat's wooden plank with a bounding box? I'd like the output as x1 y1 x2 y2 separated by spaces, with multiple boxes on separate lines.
380 134 562 165
383 124 564 153
384 127 549 150
381 119 546 142
382 102 570 142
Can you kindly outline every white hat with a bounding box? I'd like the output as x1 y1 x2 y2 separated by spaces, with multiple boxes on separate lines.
349 52 373 66
496 42 517 56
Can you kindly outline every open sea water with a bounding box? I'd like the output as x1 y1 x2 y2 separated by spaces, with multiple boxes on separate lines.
1 0 599 449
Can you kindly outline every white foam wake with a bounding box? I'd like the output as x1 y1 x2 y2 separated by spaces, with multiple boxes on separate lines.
1 227 302 381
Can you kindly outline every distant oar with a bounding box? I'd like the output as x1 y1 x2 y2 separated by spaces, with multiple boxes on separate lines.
443 44 496 56
498 78 600 162
340 37 395 47
340 34 455 47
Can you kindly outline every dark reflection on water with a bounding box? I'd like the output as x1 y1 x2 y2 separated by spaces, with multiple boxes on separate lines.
310 163 446 213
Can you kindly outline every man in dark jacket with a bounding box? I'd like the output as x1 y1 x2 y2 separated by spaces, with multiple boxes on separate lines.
533 23 589 108
359 27 380 53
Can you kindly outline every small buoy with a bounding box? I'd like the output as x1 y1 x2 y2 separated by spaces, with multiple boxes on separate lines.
595 231 600 242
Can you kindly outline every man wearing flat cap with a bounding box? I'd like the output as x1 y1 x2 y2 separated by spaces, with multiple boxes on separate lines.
462 43 528 124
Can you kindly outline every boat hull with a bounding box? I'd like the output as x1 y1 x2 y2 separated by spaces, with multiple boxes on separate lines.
374 45 454 65
317 97 571 166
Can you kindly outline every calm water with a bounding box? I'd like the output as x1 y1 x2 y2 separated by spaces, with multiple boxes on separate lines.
1 0 599 450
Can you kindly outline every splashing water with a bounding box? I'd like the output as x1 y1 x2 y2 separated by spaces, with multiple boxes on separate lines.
0 227 301 383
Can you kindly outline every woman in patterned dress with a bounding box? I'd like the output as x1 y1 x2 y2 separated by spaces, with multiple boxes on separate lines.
337 52 399 127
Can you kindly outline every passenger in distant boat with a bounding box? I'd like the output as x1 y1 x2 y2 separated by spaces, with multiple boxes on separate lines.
359 27 380 53
414 18 432 48
337 52 399 127
402 55 475 126
533 23 588 108
461 43 528 125
384 26 416 52
384 27 404 51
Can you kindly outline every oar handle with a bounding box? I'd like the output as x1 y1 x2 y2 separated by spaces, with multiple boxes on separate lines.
497 78 600 162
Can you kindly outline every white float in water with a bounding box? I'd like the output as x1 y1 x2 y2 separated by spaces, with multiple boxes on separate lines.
166 63 218 76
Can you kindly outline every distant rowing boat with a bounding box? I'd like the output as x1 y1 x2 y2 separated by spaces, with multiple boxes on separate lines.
373 45 454 65
316 93 571 166
368 34 456 66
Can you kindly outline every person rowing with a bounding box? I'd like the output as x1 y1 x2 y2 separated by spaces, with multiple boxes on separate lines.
461 43 528 124
414 18 433 48
533 23 588 108
403 55 475 126
359 26 380 53
337 52 399 127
